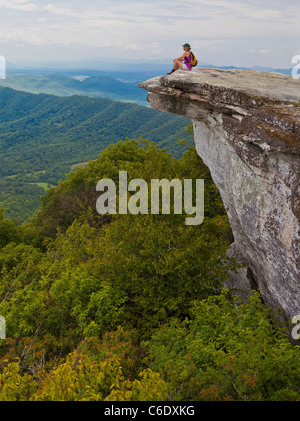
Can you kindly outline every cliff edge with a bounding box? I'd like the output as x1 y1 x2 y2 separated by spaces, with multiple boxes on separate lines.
139 68 300 323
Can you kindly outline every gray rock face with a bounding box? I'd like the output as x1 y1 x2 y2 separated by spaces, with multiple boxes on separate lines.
139 68 300 323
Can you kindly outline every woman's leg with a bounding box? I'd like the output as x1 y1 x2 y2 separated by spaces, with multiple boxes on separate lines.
167 59 184 74
173 59 183 70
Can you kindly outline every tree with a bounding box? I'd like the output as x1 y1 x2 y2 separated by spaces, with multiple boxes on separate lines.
0 209 20 249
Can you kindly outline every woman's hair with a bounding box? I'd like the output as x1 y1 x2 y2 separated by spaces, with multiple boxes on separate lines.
183 43 191 50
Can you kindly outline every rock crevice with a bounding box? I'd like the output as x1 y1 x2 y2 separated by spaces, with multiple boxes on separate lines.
139 68 300 322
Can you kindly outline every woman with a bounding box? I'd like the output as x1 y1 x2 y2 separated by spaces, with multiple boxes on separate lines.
167 43 192 75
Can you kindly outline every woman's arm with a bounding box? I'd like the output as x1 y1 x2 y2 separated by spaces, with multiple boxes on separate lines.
173 52 189 62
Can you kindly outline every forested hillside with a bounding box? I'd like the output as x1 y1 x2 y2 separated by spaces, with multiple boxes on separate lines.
0 87 192 222
0 74 148 105
0 139 299 401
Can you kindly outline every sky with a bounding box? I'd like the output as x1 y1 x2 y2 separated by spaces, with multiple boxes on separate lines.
0 0 299 69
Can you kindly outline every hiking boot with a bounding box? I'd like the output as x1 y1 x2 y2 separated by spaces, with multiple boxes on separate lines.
167 69 175 75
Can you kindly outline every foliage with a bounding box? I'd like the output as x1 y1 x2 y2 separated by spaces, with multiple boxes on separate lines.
0 354 167 402
0 329 167 401
0 209 21 249
0 360 38 401
0 140 234 342
22 138 228 244
31 353 167 401
0 138 298 401
143 290 300 401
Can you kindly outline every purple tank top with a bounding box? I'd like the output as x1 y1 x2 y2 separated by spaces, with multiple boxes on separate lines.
183 54 192 70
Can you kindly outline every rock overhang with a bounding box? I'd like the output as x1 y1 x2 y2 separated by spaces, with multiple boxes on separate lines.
139 67 300 108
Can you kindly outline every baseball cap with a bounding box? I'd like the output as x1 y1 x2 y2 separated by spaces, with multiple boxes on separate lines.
182 43 191 48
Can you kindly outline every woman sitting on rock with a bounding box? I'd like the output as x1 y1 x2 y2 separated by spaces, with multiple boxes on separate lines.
167 43 193 75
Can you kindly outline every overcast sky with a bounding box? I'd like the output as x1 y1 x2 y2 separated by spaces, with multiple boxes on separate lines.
0 0 299 68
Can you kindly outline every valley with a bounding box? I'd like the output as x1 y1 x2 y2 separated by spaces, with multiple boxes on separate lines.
0 86 192 222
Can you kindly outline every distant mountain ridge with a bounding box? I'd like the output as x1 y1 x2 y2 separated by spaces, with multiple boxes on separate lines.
0 74 148 106
1 61 292 107
7 58 293 76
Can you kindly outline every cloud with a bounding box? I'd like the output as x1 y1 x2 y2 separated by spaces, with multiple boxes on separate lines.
0 0 37 11
249 48 272 55
0 0 299 67
124 43 144 51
